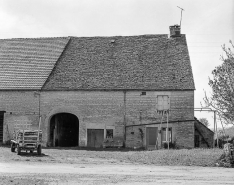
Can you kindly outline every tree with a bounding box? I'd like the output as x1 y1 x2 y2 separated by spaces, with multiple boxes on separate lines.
204 40 234 126
199 118 210 127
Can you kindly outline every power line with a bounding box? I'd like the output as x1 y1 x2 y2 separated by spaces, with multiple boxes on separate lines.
188 46 221 48
186 34 232 35
188 42 228 43
189 52 222 53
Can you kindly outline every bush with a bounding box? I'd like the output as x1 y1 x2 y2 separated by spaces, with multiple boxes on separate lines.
163 142 176 149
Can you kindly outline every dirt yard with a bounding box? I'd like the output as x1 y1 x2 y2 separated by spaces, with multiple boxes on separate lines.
0 146 233 185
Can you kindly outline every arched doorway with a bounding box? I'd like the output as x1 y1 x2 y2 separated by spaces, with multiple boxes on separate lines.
49 113 79 147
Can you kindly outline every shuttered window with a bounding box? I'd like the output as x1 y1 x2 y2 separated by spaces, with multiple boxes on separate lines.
157 95 170 111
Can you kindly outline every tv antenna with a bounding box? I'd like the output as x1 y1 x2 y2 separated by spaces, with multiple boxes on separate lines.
177 6 184 28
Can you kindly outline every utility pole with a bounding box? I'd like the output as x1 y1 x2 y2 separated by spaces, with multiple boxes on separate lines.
166 111 169 150
123 91 127 147
214 111 219 148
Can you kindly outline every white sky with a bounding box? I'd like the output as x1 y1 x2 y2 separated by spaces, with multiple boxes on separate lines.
0 0 233 129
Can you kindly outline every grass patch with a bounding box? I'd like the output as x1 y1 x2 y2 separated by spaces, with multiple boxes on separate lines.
55 148 223 167
119 148 223 167
0 146 223 167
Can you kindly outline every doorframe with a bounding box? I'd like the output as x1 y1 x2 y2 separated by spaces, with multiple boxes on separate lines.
45 106 81 146
50 113 79 147
87 129 105 147
146 126 158 149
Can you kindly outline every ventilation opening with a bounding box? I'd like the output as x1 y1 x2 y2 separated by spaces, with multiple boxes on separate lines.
49 113 79 147
141 92 146 96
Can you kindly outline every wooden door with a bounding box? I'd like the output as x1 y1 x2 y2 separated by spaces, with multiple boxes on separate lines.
87 129 104 148
146 127 158 149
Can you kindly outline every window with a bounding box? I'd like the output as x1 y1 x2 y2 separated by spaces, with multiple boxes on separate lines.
161 127 172 143
141 91 146 96
157 95 170 111
106 129 113 139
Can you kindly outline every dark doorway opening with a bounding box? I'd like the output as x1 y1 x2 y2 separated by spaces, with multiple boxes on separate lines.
0 112 3 143
50 113 79 147
195 135 200 147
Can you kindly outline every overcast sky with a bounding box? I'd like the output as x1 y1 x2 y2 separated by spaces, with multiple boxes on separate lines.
0 0 233 128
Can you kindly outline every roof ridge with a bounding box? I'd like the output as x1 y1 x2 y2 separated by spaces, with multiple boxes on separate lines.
0 34 187 40
68 34 171 39
0 36 70 41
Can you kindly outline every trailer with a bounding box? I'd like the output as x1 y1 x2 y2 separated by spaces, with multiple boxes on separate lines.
10 116 42 155
11 129 42 155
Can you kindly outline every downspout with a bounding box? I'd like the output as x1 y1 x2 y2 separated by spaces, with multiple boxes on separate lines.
34 91 41 119
123 91 127 147
38 91 41 119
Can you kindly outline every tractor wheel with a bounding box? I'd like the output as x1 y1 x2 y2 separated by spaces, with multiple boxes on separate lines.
11 143 15 152
17 145 21 155
37 145 41 155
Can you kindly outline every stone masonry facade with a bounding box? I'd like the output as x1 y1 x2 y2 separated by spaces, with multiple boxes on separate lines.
0 30 196 149
1 90 194 149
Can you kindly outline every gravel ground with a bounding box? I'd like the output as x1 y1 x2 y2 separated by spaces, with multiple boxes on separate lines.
0 146 232 185
1 161 234 185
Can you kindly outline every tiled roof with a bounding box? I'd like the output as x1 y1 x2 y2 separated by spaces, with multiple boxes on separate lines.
0 37 70 90
43 35 195 90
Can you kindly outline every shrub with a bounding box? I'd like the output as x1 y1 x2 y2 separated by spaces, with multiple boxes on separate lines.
163 142 176 149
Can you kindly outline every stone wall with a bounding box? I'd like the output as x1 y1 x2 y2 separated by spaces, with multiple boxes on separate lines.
41 91 124 146
1 90 194 148
0 91 40 143
174 121 194 148
126 121 194 149
125 91 194 148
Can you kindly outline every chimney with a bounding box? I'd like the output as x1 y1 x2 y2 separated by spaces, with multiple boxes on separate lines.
169 25 181 38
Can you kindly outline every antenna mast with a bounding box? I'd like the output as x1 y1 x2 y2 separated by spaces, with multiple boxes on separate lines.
177 6 184 28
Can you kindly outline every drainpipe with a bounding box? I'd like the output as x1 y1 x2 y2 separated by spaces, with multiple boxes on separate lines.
123 91 126 147
34 91 41 119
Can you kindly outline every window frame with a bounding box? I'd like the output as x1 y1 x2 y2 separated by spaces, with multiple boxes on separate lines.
161 127 172 143
106 129 114 139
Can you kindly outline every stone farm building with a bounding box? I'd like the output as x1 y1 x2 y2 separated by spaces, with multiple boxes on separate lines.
0 25 212 149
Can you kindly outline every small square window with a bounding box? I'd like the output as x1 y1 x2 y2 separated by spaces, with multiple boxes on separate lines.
141 92 146 95
106 129 113 139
